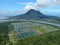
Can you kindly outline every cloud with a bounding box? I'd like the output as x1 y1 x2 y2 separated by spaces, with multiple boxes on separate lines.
36 0 56 7
55 0 60 5
17 2 35 5
17 0 60 11
16 0 60 11
25 0 58 11
25 5 36 11
0 10 25 16
0 10 10 14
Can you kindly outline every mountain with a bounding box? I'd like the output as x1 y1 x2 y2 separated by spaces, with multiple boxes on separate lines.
9 9 60 21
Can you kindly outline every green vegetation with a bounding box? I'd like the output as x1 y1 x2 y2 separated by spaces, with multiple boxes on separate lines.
15 30 60 45
33 26 47 33
0 22 14 45
0 21 60 45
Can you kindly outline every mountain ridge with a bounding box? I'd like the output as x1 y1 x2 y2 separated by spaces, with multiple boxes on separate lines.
9 9 60 21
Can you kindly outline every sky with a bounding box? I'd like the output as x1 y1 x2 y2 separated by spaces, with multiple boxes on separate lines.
0 0 60 17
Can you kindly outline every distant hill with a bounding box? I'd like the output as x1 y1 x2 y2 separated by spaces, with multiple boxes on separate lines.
9 9 60 21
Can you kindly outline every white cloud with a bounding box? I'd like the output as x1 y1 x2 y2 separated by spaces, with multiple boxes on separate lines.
17 2 35 5
0 10 10 14
55 0 60 5
0 10 25 16
36 0 56 7
36 0 60 6
25 0 58 11
17 0 60 12
25 5 37 11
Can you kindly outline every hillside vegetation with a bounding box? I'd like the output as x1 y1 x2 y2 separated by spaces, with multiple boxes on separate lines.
0 21 60 45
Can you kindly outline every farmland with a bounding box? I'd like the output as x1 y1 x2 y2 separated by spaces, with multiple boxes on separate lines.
0 20 60 45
